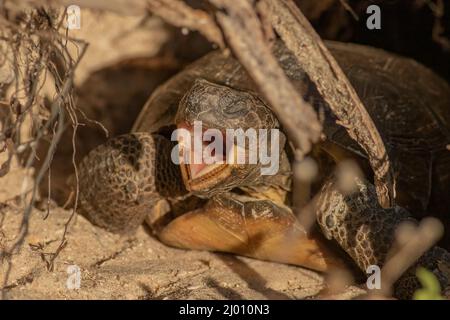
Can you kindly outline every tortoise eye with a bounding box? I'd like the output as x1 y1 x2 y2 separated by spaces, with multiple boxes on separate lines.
223 100 248 117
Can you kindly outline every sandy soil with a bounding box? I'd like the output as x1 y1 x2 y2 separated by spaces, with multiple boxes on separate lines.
0 163 366 300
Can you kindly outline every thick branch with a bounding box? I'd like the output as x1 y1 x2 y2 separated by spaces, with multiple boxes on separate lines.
44 0 224 46
263 0 394 207
147 0 224 47
209 0 322 157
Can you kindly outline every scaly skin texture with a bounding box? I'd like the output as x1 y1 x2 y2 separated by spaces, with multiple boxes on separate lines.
78 133 186 233
175 79 284 197
158 192 347 272
316 176 450 299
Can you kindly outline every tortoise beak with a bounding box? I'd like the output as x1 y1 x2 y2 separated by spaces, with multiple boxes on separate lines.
180 162 231 192
176 122 232 192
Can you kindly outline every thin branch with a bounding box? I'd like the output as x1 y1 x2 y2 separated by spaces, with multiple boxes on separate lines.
380 218 444 297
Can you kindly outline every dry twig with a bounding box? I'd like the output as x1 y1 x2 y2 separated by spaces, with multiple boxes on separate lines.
262 0 393 207
0 3 87 298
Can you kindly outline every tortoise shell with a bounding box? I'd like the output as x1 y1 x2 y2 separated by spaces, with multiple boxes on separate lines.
132 41 450 240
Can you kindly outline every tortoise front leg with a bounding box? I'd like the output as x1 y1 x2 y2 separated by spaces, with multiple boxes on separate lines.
77 133 186 234
155 193 348 272
315 175 450 299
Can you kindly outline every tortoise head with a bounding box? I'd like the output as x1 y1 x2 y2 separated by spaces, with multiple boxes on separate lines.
173 79 285 197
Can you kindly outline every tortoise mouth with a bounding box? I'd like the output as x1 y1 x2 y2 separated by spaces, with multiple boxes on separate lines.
180 162 231 192
176 121 233 192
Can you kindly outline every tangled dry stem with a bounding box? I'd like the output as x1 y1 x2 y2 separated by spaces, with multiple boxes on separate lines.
0 2 88 298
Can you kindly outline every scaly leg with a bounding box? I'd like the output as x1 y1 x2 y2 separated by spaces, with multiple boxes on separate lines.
77 133 186 233
315 175 450 299
156 193 348 272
